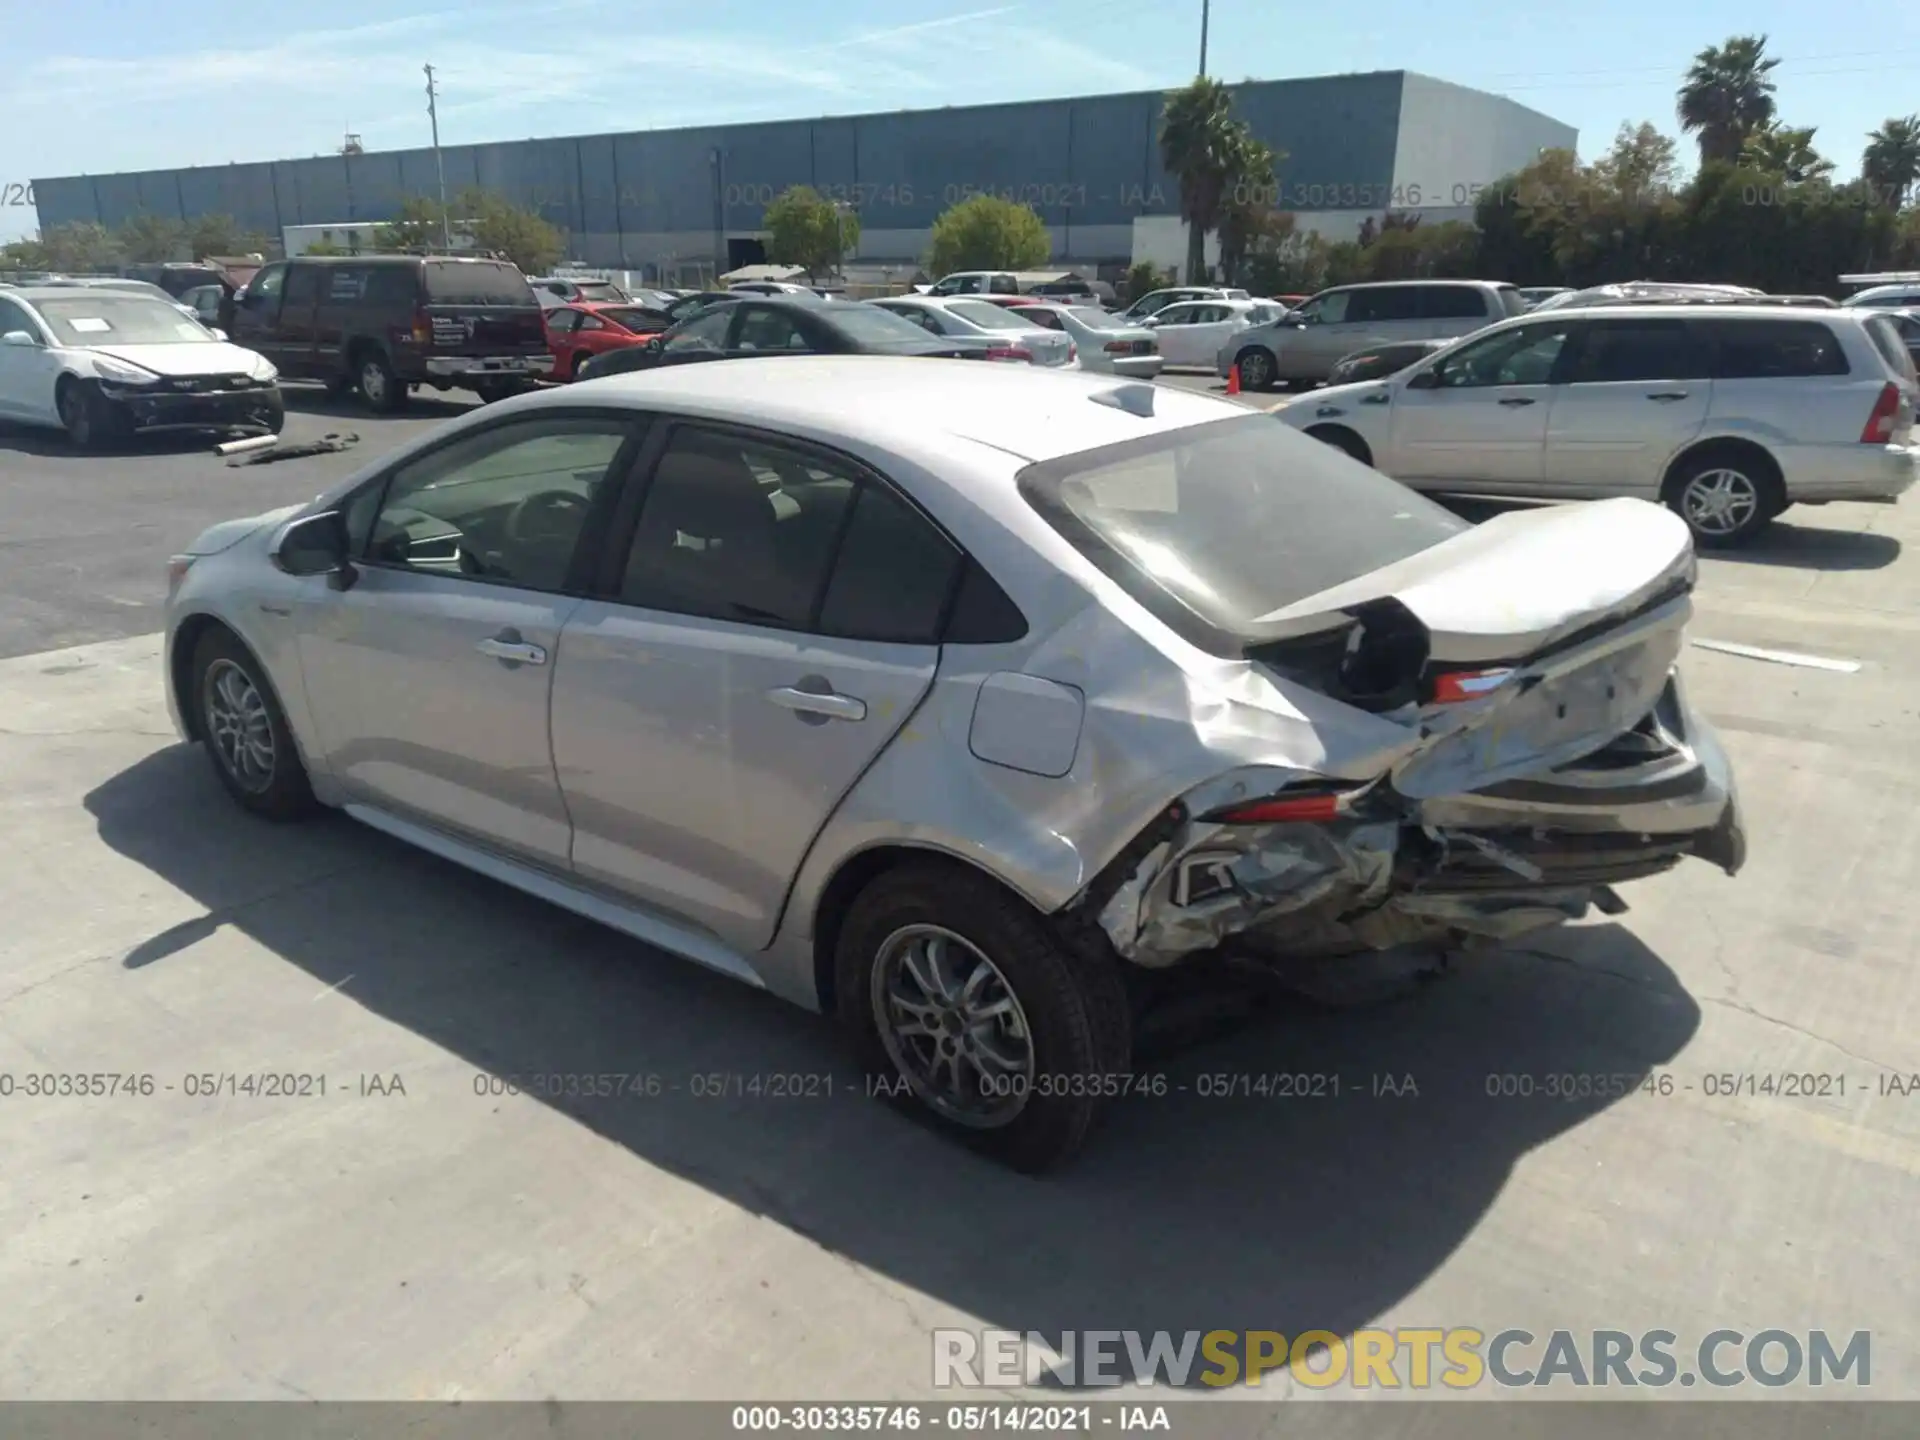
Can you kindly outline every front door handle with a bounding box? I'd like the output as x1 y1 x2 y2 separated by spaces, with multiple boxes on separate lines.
767 685 866 722
1497 396 1537 407
476 635 547 666
1646 390 1690 402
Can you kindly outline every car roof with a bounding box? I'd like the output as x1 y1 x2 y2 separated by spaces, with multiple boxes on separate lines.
547 356 1237 463
9 285 184 303
1538 302 1858 321
1326 279 1499 291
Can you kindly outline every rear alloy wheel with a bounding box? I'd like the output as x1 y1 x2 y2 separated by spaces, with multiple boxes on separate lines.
1234 345 1277 391
59 379 129 452
836 862 1131 1173
191 628 316 819
357 351 406 414
1666 455 1778 546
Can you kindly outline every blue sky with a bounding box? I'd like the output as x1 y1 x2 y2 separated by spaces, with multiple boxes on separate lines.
3 0 1918 243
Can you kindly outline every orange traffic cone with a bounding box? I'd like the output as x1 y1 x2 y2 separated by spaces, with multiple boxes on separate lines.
1226 363 1241 396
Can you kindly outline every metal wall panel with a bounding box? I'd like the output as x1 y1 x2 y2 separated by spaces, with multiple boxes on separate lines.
34 74 1573 262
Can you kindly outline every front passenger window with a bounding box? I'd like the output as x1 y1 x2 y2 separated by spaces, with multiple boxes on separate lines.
664 308 733 353
1431 322 1573 388
364 419 633 593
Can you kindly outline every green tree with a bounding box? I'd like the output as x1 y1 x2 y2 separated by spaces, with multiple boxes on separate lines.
1678 34 1779 165
1160 76 1244 283
1216 134 1283 287
40 222 122 273
1124 260 1167 303
926 193 1049 275
1863 116 1920 208
374 195 450 252
465 189 566 274
0 236 50 270
184 213 266 258
763 186 857 280
303 239 350 256
1595 122 1680 204
115 211 187 263
1742 124 1834 185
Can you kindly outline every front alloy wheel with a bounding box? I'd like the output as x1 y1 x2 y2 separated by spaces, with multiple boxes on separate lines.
203 658 276 795
1235 346 1276 391
871 925 1036 1129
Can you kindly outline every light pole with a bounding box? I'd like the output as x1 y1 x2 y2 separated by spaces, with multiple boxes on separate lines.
1198 0 1210 76
425 63 452 252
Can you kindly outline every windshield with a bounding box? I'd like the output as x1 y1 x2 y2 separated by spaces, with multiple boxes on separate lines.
423 260 537 306
575 282 626 302
1017 413 1466 651
37 295 213 346
949 300 1040 330
826 305 948 344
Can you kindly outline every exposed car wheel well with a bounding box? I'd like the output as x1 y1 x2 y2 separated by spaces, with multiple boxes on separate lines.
1661 438 1784 512
809 846 1048 1012
169 614 234 742
1305 423 1373 465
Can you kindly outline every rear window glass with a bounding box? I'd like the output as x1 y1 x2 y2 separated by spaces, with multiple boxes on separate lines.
1859 316 1914 378
575 282 625 302
1699 319 1850 378
825 305 945 344
949 300 1039 330
598 306 662 331
1017 414 1467 652
1422 285 1492 320
423 261 537 306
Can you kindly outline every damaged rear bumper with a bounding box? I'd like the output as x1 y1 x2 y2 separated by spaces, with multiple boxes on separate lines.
1083 673 1743 967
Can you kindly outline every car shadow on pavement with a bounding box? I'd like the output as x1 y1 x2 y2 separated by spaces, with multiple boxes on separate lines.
86 745 1701 1381
0 422 214 460
1702 521 1901 571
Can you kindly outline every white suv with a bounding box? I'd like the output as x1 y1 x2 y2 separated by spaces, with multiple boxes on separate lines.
1272 304 1917 545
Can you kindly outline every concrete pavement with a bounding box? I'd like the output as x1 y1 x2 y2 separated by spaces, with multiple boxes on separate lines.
1 394 1917 1407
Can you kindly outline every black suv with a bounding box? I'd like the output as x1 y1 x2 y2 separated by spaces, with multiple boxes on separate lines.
226 255 551 411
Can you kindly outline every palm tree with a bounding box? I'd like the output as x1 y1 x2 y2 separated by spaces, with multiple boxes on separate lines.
1216 134 1280 286
1160 77 1243 284
1863 116 1920 207
1678 34 1779 165
1742 124 1835 184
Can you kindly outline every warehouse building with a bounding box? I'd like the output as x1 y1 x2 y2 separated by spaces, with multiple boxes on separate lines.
32 71 1574 281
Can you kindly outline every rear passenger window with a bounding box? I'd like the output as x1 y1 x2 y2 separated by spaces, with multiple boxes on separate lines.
1347 287 1420 323
365 267 421 307
1701 320 1849 378
1566 320 1710 382
1420 286 1490 320
818 486 961 643
283 266 322 307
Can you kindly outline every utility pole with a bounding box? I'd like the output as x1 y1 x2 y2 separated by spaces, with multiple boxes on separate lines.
425 63 452 252
1198 0 1210 76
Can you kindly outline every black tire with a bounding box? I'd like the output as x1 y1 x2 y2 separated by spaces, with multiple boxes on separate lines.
191 628 317 820
835 861 1132 1173
355 349 407 414
1307 424 1372 465
474 379 529 404
1234 345 1278 391
1662 450 1782 547
255 392 287 435
58 378 130 452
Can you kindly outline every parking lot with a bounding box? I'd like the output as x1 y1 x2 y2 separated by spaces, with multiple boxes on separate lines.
2 374 1917 1406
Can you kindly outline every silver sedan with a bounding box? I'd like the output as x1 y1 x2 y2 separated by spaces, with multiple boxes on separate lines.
165 359 1744 1171
1011 302 1162 378
867 295 1075 367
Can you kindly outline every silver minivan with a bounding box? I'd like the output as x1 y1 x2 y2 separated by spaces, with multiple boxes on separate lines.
1220 280 1525 389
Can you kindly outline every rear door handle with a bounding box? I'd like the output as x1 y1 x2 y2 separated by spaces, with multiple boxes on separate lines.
1497 396 1536 407
476 636 547 666
1646 390 1690 402
767 685 867 722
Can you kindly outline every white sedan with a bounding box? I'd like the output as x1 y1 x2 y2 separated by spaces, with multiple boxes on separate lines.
0 286 284 449
867 296 1076 367
1142 298 1285 368
1009 303 1162 378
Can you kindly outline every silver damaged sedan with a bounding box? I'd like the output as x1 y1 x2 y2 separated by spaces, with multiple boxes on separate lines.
164 358 1745 1170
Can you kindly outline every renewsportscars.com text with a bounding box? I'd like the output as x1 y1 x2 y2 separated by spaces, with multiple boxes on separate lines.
932 1328 1871 1390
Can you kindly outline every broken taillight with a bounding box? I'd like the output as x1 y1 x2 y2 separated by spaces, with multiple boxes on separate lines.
1430 667 1515 704
1861 382 1900 444
1210 789 1356 824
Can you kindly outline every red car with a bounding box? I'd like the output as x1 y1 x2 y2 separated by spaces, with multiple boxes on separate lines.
545 301 674 379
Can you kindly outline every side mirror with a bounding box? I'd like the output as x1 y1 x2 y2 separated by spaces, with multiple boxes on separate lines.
208 328 228 342
1 330 36 347
1404 368 1441 390
273 510 355 587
